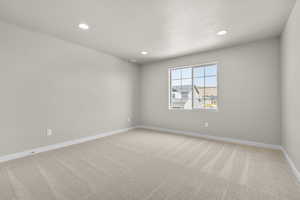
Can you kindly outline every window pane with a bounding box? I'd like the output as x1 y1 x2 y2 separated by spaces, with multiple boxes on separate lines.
204 87 217 109
171 69 180 79
171 79 181 86
169 64 218 110
193 78 205 109
205 76 217 87
181 68 192 79
170 85 192 109
193 67 204 77
171 87 181 99
193 96 205 109
182 79 192 86
194 78 204 87
204 76 217 109
205 65 217 76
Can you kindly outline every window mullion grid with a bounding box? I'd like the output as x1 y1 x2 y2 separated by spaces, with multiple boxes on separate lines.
180 69 183 108
192 67 194 109
169 69 172 108
204 66 206 109
180 69 182 90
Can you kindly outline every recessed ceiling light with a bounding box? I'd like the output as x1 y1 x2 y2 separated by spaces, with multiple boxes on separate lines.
217 30 227 36
78 23 89 30
141 51 148 55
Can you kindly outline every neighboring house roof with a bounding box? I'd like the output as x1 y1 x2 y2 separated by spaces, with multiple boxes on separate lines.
172 85 217 96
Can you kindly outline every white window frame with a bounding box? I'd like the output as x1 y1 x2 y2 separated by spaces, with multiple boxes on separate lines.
168 62 219 111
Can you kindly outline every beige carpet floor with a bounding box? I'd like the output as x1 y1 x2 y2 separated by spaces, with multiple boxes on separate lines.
0 128 299 200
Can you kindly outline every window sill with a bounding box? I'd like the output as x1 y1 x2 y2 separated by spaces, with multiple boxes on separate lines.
168 108 218 112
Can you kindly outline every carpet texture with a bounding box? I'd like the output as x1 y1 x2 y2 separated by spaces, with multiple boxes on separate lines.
0 128 299 200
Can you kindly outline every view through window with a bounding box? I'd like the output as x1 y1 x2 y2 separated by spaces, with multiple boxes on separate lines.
169 63 218 110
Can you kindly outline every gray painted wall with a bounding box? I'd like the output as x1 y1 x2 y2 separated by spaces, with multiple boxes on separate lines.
0 21 139 157
281 0 300 171
140 38 281 145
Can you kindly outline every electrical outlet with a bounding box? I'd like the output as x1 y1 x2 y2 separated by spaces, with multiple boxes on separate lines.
204 122 209 128
46 128 52 136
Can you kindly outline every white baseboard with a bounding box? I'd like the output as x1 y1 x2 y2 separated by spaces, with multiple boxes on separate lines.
0 127 136 163
281 147 300 182
137 125 281 150
138 125 300 183
1 125 299 184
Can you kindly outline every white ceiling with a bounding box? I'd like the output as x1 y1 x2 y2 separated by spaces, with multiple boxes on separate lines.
0 0 296 63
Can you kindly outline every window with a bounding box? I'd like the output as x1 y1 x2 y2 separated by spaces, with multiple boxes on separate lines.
169 63 218 110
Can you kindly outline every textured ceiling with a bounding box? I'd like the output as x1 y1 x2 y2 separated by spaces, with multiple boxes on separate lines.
0 0 296 63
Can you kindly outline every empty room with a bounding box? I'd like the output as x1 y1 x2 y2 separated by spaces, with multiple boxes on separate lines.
0 0 299 199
